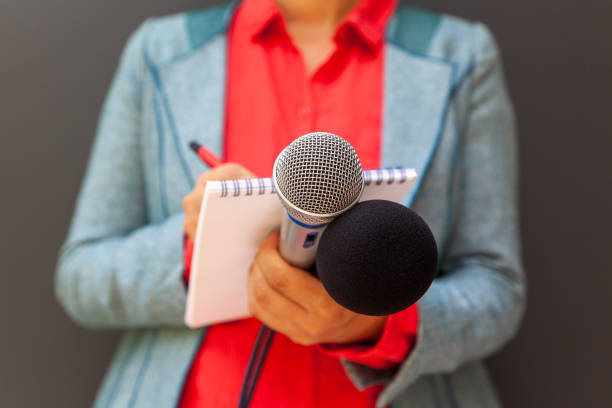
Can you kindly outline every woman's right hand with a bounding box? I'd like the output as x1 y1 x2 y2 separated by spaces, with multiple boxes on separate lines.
183 163 255 241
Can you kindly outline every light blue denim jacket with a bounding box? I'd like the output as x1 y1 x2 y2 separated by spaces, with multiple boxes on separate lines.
55 3 526 407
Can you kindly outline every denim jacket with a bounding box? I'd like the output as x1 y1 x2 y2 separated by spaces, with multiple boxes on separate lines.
55 3 526 407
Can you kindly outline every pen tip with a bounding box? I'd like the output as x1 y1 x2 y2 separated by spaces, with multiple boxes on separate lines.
189 141 202 152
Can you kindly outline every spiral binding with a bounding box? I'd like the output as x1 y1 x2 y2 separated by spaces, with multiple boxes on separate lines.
219 168 410 198
361 167 409 187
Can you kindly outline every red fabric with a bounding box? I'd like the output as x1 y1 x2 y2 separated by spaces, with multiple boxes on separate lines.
180 0 418 407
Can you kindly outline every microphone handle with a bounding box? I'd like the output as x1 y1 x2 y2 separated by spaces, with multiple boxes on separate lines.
279 211 327 270
239 213 324 407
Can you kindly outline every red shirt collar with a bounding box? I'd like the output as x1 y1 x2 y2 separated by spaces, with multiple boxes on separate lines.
240 0 397 52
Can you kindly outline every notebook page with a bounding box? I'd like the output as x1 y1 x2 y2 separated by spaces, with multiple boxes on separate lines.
186 178 283 326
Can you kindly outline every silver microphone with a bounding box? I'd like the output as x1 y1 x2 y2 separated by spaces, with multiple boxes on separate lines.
272 132 364 269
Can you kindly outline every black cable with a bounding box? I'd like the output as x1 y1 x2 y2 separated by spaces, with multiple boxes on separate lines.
237 324 275 408
238 326 266 407
243 327 275 406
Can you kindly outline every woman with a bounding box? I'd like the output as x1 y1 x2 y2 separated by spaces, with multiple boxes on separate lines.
55 0 526 406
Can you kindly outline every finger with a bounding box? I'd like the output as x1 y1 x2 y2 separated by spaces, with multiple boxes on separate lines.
182 191 203 220
182 192 192 213
257 231 329 309
247 261 309 334
249 259 308 316
182 189 200 211
185 164 255 242
226 163 256 179
249 258 353 346
199 163 255 185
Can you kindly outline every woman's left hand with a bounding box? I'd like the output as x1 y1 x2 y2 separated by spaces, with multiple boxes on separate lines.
247 230 387 346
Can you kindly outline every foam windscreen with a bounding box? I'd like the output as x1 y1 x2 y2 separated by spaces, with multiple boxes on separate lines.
316 200 437 316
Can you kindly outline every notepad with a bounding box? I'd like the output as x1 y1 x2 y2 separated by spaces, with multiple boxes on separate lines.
184 168 417 328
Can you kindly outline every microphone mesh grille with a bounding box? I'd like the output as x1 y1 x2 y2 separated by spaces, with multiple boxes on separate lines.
274 132 363 224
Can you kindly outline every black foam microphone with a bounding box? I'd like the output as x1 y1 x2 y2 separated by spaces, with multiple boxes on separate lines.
316 199 438 316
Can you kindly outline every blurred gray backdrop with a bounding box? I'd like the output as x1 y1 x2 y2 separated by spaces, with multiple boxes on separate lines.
1 0 611 406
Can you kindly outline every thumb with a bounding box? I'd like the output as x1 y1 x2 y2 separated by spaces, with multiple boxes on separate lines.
261 230 280 251
214 163 256 180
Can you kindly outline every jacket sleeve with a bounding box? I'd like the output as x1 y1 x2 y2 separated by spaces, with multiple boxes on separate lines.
318 304 418 369
341 24 527 406
55 21 188 328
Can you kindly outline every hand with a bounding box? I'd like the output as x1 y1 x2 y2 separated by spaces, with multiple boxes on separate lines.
182 163 255 241
248 231 387 346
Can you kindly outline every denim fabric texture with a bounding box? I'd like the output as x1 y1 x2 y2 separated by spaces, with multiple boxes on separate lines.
55 3 525 407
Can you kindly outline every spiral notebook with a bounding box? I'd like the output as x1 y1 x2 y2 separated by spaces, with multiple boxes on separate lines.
185 168 417 328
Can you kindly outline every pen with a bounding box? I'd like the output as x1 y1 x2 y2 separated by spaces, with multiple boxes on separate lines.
189 141 224 168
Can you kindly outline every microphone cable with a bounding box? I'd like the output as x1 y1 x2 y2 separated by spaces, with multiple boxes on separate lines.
237 325 275 408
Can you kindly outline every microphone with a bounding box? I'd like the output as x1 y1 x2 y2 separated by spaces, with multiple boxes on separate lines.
316 199 438 316
239 133 364 408
273 132 364 269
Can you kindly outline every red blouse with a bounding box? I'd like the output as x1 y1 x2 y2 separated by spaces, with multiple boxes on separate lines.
180 0 418 406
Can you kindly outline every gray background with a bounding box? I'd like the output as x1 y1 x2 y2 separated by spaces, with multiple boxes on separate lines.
1 0 610 406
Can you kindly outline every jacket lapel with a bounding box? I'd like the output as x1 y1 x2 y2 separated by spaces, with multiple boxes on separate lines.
155 37 228 186
145 4 236 188
382 44 454 206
